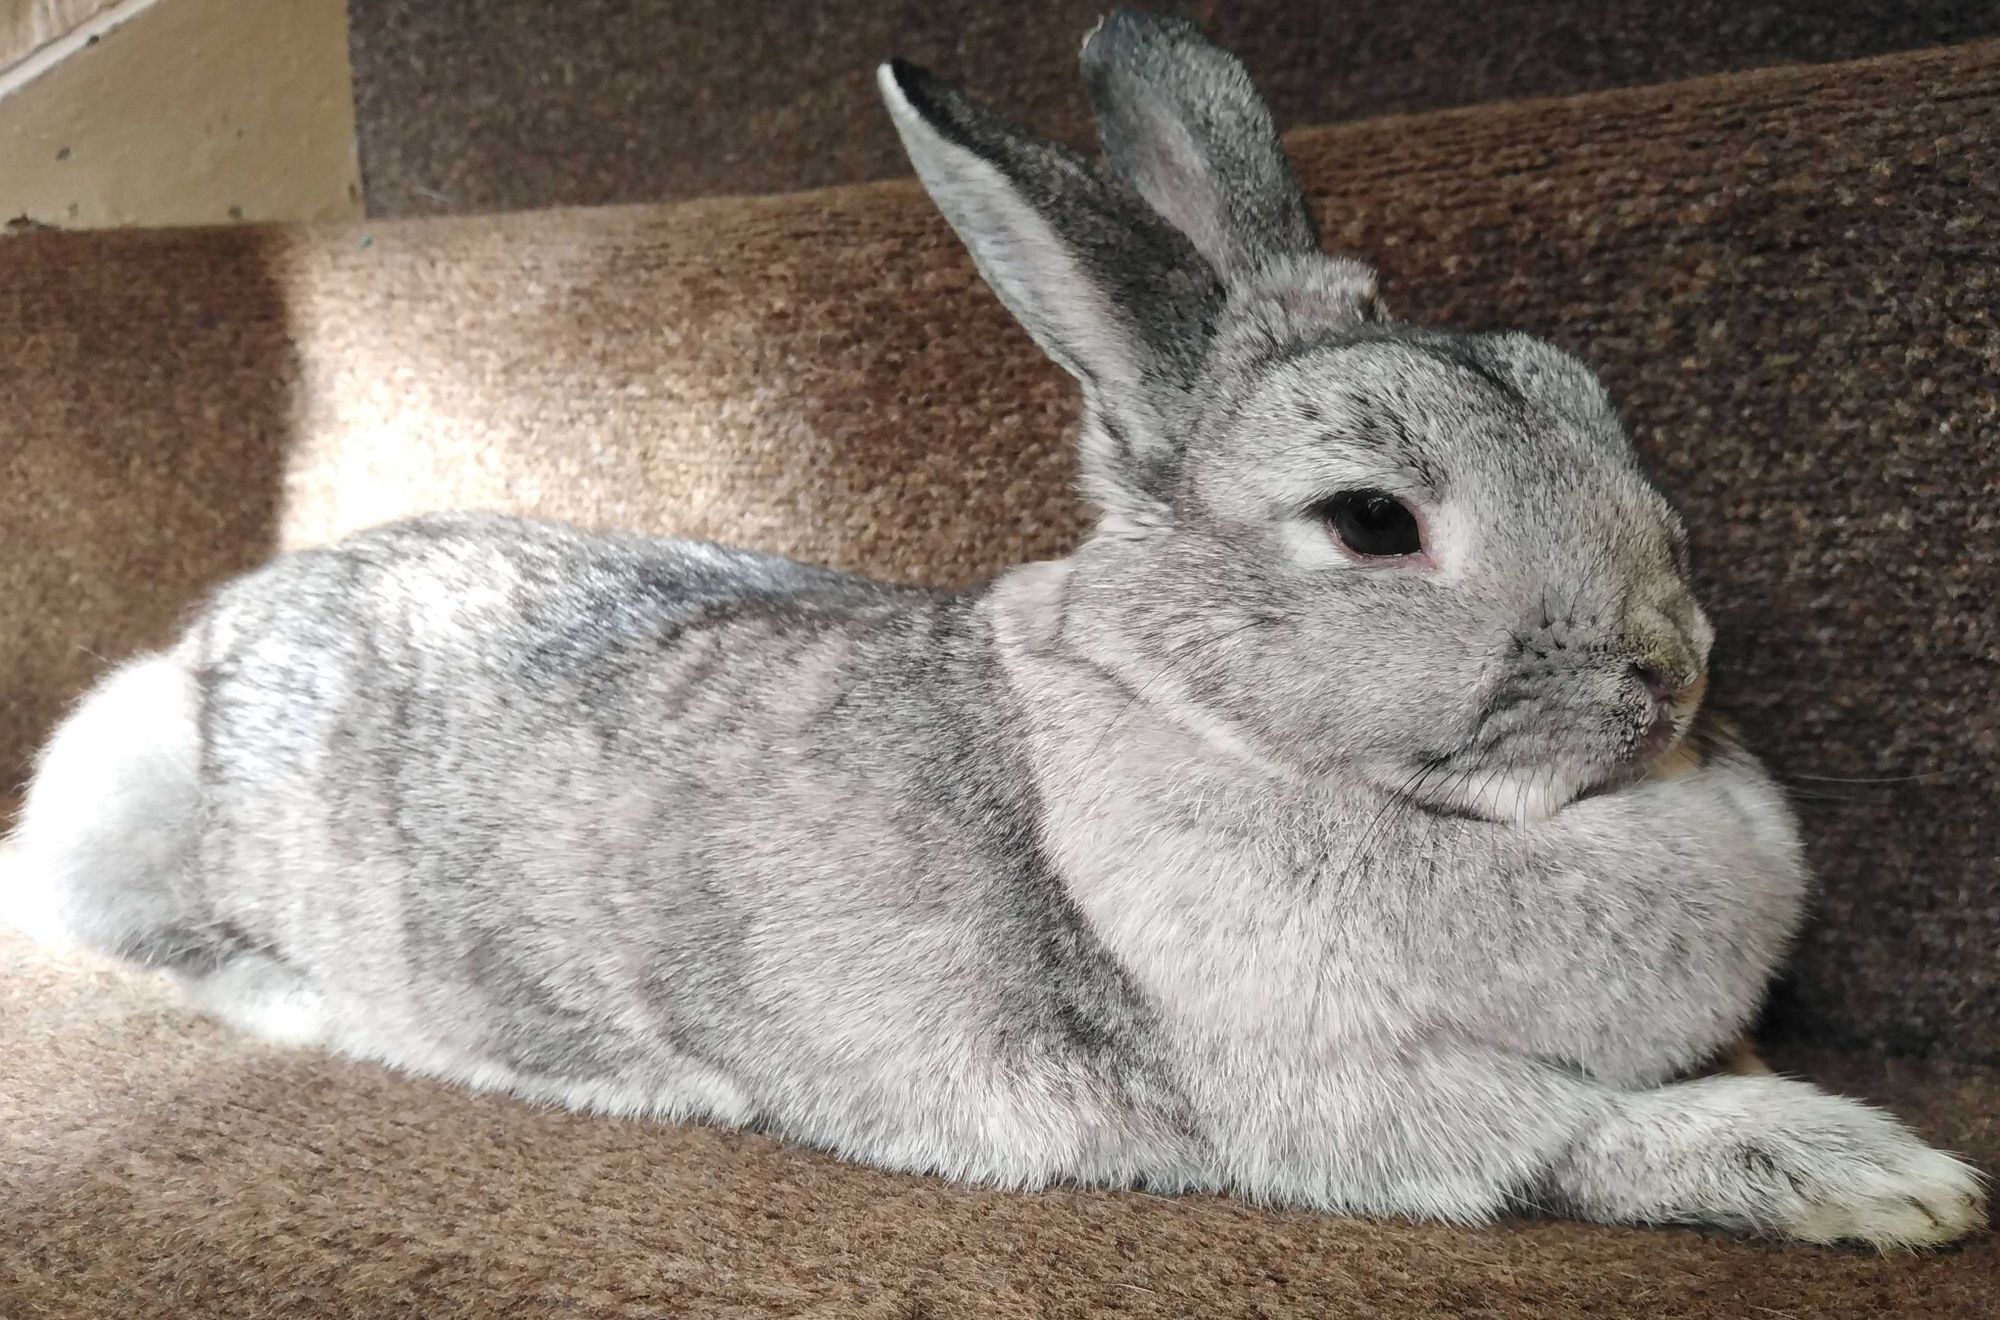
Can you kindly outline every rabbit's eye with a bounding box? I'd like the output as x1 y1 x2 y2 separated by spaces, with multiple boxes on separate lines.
1322 490 1422 558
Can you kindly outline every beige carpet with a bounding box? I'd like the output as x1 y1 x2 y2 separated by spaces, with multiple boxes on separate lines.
2 38 1997 1317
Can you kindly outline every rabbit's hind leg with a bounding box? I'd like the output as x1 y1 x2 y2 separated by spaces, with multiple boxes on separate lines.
3 651 213 968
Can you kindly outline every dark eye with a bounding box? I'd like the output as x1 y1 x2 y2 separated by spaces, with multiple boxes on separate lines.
1321 489 1423 558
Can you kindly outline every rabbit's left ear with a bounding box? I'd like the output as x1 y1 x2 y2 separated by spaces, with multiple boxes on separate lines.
1081 9 1319 282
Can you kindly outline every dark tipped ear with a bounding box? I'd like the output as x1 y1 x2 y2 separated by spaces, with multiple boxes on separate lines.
1081 9 1318 280
879 59 1217 522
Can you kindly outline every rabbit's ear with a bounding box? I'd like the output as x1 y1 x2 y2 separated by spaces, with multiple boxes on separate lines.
880 59 1216 523
1080 10 1318 280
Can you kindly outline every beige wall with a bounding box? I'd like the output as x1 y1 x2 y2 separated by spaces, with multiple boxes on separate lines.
0 0 362 229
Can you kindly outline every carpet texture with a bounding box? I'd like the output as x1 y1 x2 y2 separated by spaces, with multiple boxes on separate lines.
2 38 1998 1317
345 0 2000 216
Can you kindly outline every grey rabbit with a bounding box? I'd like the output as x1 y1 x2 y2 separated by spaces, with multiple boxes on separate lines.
5 10 1983 1246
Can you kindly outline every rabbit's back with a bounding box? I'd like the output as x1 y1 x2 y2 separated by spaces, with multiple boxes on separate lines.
193 511 918 805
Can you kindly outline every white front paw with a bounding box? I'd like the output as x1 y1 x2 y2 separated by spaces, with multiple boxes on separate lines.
1782 1137 1986 1249
1742 1089 1987 1249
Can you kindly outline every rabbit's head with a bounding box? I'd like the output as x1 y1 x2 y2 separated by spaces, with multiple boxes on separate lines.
882 10 1711 825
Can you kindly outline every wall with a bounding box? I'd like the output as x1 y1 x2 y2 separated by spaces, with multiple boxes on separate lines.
1 0 122 70
0 0 362 230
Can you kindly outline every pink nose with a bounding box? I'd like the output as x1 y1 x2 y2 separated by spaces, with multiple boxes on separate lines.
1630 663 1676 705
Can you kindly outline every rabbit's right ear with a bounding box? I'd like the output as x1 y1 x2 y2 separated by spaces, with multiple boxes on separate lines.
880 60 1217 525
1080 10 1318 281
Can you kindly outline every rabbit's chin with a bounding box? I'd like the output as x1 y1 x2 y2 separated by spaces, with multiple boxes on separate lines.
1417 765 1598 826
1391 746 1674 826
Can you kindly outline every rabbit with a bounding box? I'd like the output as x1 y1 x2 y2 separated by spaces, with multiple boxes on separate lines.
3 9 1983 1248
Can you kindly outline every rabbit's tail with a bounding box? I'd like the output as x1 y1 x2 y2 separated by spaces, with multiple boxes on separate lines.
2 650 211 967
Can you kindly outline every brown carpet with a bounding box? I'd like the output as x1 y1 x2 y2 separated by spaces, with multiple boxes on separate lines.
3 38 1998 1317
345 0 2000 216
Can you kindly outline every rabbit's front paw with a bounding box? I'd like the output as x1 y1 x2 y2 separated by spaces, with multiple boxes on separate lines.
1740 1092 1986 1248
1562 1076 1987 1247
1776 1134 1986 1249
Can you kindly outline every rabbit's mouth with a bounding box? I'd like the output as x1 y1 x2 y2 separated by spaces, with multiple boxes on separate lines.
1570 710 1703 805
1634 703 1686 763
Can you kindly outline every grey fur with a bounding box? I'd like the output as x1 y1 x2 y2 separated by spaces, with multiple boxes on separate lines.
1082 10 1319 277
5 9 1983 1245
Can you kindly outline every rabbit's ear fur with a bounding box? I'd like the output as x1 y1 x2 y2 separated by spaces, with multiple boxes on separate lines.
1080 9 1316 280
880 59 1211 522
